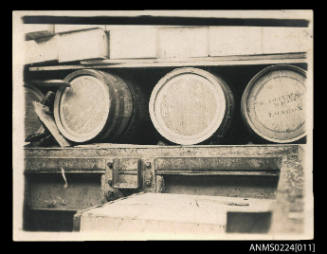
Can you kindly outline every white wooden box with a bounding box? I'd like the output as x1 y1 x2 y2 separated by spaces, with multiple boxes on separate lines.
261 27 311 54
209 26 263 56
24 36 58 64
158 27 209 58
76 193 274 234
57 28 109 63
108 27 157 59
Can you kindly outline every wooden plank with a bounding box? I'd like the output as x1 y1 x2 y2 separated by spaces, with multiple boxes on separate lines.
109 27 157 59
24 144 300 159
154 157 282 171
57 28 109 63
29 53 307 71
158 27 208 58
33 101 70 147
24 157 105 172
156 170 278 177
26 175 104 210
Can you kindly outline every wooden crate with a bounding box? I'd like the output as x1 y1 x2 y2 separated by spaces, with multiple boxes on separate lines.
158 26 209 58
74 193 274 233
25 36 59 64
209 26 263 56
58 28 109 63
261 27 311 54
108 27 157 59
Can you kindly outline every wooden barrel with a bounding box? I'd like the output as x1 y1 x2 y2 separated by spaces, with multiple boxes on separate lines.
54 69 148 143
149 67 234 145
24 85 44 140
241 64 306 143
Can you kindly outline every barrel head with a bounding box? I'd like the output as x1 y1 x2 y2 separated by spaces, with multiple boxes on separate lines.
242 65 306 143
149 68 232 145
54 72 111 143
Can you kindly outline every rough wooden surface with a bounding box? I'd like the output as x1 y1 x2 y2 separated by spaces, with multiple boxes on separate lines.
24 86 44 140
76 193 274 233
269 146 305 234
76 193 273 233
33 101 70 147
29 53 307 71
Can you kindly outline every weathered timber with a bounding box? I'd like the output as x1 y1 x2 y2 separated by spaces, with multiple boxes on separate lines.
24 144 301 159
154 157 282 171
25 91 55 145
112 158 141 189
24 86 44 140
75 193 274 233
33 101 70 147
29 53 307 71
25 174 105 210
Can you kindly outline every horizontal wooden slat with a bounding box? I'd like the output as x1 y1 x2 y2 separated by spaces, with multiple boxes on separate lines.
155 157 282 171
28 53 307 71
156 170 278 177
24 157 106 172
24 144 301 159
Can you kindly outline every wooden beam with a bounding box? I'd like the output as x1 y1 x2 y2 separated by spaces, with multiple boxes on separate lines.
28 53 307 71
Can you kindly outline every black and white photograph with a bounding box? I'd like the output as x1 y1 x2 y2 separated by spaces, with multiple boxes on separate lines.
12 10 313 241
